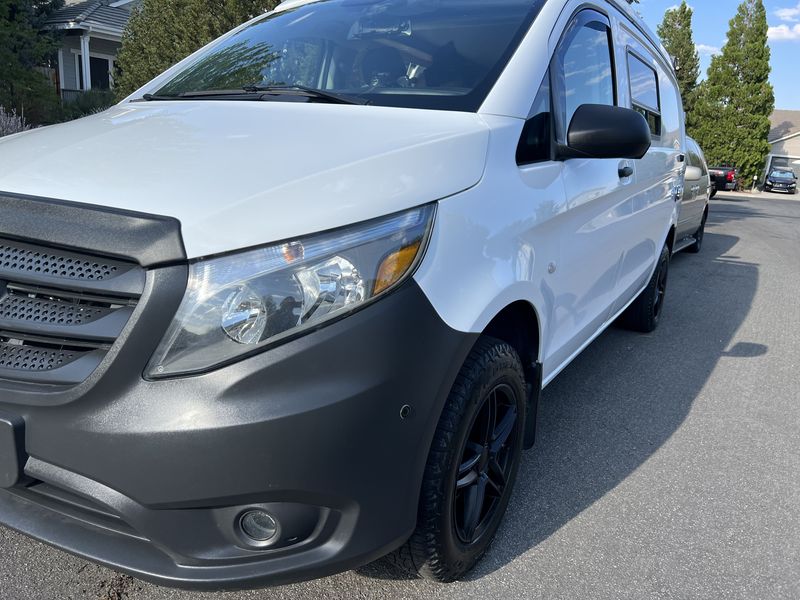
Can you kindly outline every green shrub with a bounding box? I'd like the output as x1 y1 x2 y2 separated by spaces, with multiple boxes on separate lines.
59 89 116 121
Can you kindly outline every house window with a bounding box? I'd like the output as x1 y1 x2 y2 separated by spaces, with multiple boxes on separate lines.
627 51 661 137
77 55 112 90
76 54 114 90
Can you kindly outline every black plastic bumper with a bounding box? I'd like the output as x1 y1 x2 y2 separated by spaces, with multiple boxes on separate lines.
0 279 476 590
765 185 796 193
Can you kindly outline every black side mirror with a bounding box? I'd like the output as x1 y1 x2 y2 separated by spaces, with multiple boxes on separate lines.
557 104 652 161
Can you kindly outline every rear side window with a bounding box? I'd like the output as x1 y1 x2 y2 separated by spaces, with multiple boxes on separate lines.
552 12 615 143
658 71 681 145
627 52 661 137
686 140 707 174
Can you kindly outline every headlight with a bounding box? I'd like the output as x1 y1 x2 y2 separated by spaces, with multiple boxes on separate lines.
147 205 435 378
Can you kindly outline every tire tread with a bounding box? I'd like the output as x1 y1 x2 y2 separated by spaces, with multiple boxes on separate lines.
386 337 525 583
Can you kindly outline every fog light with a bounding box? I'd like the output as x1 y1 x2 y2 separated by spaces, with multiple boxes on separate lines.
239 510 278 542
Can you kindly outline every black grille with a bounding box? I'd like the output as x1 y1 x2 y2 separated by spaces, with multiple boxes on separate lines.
0 242 119 281
0 340 85 372
0 238 145 385
0 291 111 326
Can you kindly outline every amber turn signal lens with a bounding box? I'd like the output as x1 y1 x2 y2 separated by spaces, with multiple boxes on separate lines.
374 241 422 295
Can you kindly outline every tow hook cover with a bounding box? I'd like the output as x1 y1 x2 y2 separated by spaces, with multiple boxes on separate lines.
0 412 25 488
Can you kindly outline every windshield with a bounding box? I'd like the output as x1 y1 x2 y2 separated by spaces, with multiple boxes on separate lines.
151 0 545 111
770 170 795 180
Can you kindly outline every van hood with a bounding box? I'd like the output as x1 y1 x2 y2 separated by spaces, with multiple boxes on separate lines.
0 101 490 258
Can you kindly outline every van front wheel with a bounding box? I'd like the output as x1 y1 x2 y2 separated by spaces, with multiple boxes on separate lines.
390 337 526 582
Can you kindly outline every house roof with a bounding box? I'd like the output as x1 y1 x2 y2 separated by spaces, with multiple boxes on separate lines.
46 0 137 38
769 110 800 144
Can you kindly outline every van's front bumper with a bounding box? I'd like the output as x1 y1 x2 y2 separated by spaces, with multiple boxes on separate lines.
0 198 476 590
0 279 475 590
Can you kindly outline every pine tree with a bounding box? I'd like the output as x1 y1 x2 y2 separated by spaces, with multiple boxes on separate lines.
0 0 63 124
692 0 774 185
657 1 700 127
115 0 279 99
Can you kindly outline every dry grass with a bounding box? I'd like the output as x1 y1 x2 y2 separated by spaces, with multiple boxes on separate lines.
0 106 31 137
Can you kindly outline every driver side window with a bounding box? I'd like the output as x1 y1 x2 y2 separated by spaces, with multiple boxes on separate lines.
552 13 616 144
516 11 616 166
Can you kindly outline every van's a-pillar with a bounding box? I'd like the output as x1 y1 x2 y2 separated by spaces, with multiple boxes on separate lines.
80 33 92 91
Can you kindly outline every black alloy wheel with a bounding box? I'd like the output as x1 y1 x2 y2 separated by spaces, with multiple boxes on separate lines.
652 254 668 319
389 337 527 583
454 383 518 544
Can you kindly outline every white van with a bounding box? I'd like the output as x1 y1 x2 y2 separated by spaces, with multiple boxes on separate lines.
0 0 686 589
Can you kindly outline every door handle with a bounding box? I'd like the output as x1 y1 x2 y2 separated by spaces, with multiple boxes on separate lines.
618 166 634 179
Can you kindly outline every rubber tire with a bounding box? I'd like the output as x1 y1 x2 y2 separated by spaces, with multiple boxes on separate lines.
686 211 707 254
620 244 670 333
389 336 526 583
710 187 717 199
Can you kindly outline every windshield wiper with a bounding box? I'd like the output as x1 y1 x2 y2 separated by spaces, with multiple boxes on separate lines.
140 90 264 101
139 93 184 101
241 84 371 105
139 85 370 105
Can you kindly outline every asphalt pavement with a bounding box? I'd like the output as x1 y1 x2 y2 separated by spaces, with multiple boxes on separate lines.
1 191 798 600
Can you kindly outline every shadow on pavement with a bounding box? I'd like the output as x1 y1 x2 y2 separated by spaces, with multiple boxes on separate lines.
359 225 760 582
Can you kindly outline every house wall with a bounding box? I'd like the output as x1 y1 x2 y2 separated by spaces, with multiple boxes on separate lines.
771 135 800 159
62 36 81 89
90 37 122 57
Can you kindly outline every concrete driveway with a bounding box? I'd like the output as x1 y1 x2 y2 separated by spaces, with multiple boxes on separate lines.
1 192 798 600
